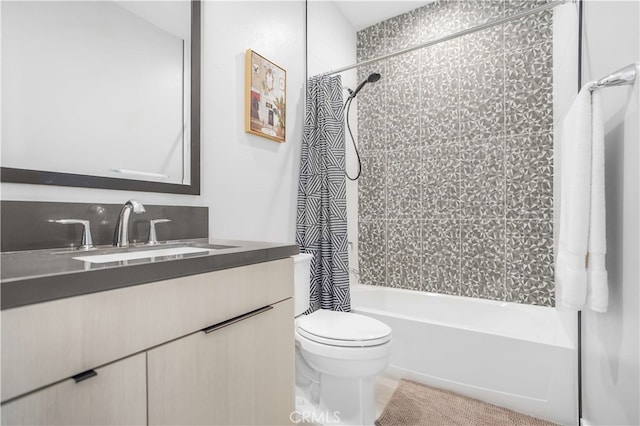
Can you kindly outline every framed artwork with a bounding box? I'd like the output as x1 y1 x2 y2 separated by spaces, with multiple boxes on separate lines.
245 49 286 143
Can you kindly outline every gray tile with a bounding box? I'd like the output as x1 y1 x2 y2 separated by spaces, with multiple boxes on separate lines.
505 41 553 136
506 133 553 219
504 9 552 51
505 128 553 151
358 220 386 286
459 53 504 97
459 0 504 27
504 39 553 91
505 216 554 306
422 144 461 218
461 138 505 218
506 219 554 277
422 219 461 295
421 69 459 145
461 219 506 300
387 219 422 290
387 150 422 218
459 57 505 141
356 82 387 153
357 22 386 62
506 274 555 306
354 0 555 307
504 0 553 16
460 25 503 66
419 38 460 75
386 8 421 52
387 51 419 81
419 0 462 42
358 153 386 220
387 74 421 150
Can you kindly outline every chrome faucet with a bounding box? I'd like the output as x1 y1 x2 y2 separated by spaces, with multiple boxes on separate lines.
113 200 146 247
49 219 94 249
148 219 171 245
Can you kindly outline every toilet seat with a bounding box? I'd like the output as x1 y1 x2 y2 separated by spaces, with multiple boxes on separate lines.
296 309 392 347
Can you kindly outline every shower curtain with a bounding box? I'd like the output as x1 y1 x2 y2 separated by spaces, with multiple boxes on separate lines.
296 75 350 312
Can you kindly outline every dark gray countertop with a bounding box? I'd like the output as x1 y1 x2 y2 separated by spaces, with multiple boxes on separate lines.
1 239 298 310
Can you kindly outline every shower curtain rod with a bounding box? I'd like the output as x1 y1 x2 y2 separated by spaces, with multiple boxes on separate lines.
589 63 638 91
322 0 572 77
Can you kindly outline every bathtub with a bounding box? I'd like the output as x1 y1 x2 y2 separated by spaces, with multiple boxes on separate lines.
351 285 578 425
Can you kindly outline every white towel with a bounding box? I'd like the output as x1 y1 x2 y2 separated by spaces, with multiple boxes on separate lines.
586 89 608 312
556 83 608 312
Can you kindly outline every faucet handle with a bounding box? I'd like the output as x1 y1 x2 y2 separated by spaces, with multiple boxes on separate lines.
148 219 171 245
49 219 94 249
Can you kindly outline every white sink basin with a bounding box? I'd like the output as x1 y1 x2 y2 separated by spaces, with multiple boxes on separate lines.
73 246 214 264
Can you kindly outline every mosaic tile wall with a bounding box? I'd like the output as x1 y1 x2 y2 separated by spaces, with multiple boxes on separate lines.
356 0 555 306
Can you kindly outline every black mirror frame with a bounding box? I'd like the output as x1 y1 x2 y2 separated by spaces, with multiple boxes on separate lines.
1 1 201 195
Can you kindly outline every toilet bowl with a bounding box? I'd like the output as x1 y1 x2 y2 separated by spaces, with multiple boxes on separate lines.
292 254 392 426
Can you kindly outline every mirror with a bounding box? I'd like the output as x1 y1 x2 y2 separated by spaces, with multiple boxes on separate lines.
1 1 200 194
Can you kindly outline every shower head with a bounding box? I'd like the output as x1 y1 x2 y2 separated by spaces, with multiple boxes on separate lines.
349 72 382 99
367 73 381 83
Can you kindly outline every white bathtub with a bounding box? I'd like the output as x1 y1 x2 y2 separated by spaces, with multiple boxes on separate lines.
351 285 578 425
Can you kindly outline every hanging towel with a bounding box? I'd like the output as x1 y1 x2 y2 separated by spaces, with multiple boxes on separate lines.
586 89 608 312
556 83 608 312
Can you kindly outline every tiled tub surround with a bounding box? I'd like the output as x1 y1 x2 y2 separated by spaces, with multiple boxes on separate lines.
356 0 554 306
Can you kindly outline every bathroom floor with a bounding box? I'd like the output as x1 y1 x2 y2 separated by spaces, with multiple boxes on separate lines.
374 376 558 426
375 374 401 418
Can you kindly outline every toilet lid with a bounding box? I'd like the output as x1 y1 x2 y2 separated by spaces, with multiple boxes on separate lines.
296 310 392 347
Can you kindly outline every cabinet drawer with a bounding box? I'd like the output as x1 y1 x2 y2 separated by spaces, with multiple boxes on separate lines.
1 258 293 402
147 298 294 425
1 353 146 426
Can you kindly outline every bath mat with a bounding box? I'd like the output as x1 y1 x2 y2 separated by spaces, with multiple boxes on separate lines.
375 379 557 426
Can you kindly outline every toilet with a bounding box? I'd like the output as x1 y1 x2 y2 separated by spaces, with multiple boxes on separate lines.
293 253 392 426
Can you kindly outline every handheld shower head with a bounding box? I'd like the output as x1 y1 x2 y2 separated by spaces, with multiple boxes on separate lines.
343 72 382 181
367 72 381 83
349 72 382 99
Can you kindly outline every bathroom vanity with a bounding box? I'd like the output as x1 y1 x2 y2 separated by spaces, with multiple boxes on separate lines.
1 236 297 425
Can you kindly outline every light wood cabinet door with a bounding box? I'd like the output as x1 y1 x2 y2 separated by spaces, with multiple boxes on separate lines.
2 258 293 403
147 298 294 425
1 353 146 426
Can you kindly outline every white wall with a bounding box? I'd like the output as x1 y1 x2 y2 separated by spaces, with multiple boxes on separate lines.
201 0 305 242
1 0 306 244
581 1 640 425
307 1 356 79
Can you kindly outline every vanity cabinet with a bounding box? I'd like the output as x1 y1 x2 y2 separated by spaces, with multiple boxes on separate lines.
1 353 147 425
148 299 294 425
1 258 294 425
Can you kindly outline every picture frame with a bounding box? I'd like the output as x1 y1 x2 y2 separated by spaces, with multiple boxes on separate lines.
245 49 286 143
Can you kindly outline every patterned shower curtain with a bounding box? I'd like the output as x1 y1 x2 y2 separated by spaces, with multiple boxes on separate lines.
295 75 350 312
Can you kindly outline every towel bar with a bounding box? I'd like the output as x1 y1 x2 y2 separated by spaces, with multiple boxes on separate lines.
590 63 638 91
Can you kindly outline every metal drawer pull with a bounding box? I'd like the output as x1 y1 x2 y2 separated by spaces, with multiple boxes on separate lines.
202 305 274 334
72 369 98 383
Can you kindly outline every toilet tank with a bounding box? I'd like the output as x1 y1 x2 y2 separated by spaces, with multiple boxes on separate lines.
292 253 313 316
